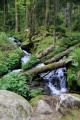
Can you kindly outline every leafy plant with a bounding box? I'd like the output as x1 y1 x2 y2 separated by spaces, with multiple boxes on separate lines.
7 54 20 70
29 88 44 98
0 73 29 97
0 62 8 76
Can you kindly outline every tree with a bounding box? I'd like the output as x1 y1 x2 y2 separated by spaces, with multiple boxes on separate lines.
45 0 49 31
53 0 56 48
15 0 18 32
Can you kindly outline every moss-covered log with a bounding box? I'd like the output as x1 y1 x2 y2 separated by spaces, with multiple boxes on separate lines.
22 57 72 76
36 45 54 59
45 43 80 64
36 43 80 60
45 48 71 64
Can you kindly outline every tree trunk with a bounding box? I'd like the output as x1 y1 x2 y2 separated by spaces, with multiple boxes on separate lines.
22 57 72 76
67 2 72 32
36 45 54 59
45 48 72 64
53 0 56 48
15 0 18 32
26 0 29 29
3 0 5 25
45 0 49 31
44 43 80 64
65 7 67 27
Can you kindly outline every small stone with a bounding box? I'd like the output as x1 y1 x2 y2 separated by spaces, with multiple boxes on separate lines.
36 100 53 114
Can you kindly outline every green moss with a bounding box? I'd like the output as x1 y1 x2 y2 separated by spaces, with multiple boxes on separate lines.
30 95 43 106
33 81 40 87
70 93 80 98
61 109 80 120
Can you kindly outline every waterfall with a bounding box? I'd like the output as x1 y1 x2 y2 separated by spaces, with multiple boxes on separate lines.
39 57 67 95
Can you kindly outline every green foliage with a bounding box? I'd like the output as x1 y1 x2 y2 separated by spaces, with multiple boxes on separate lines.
0 73 29 97
29 88 44 98
70 48 80 63
22 55 40 71
67 48 80 91
7 54 20 70
58 35 80 48
72 15 80 32
67 68 78 90
0 62 8 76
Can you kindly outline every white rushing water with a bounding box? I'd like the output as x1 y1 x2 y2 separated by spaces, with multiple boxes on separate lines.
9 37 67 95
37 57 67 95
9 37 30 73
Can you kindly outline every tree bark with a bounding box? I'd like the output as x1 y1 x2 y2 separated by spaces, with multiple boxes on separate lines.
21 57 72 76
3 0 5 25
53 0 56 48
45 48 71 64
45 43 80 64
15 0 18 32
65 7 67 27
36 45 54 59
26 0 29 29
45 0 49 31
67 2 72 32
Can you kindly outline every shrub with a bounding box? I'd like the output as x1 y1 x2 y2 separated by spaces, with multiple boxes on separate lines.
29 88 44 98
0 63 8 76
67 48 80 91
0 73 29 97
70 48 80 63
22 55 39 71
7 54 20 70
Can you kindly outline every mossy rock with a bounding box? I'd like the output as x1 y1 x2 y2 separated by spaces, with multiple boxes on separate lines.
33 81 40 87
30 95 43 106
70 93 80 98
61 109 80 120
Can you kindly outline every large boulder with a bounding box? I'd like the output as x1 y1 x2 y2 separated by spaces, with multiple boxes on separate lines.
36 100 53 114
0 90 33 120
56 94 80 115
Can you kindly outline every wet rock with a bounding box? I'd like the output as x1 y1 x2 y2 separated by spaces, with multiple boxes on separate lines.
36 100 53 114
0 90 33 120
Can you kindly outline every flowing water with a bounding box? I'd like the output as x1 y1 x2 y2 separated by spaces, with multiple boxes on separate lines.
8 37 67 95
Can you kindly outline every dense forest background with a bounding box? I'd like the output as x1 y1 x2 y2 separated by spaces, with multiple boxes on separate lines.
0 0 80 34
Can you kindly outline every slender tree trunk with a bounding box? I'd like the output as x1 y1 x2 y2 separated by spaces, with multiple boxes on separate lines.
65 7 67 26
26 0 29 29
45 0 49 31
28 0 35 42
78 5 80 15
57 0 59 17
15 0 18 32
3 0 5 25
67 1 72 32
32 0 35 32
53 0 56 48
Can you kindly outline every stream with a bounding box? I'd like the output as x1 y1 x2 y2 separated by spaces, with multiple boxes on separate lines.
8 37 67 95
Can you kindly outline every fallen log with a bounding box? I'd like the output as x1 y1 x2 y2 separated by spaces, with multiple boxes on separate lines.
36 45 54 59
21 57 72 76
45 43 80 64
36 43 80 60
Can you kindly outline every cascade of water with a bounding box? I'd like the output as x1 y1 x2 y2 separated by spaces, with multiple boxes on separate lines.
19 47 30 65
8 37 30 73
38 58 67 95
